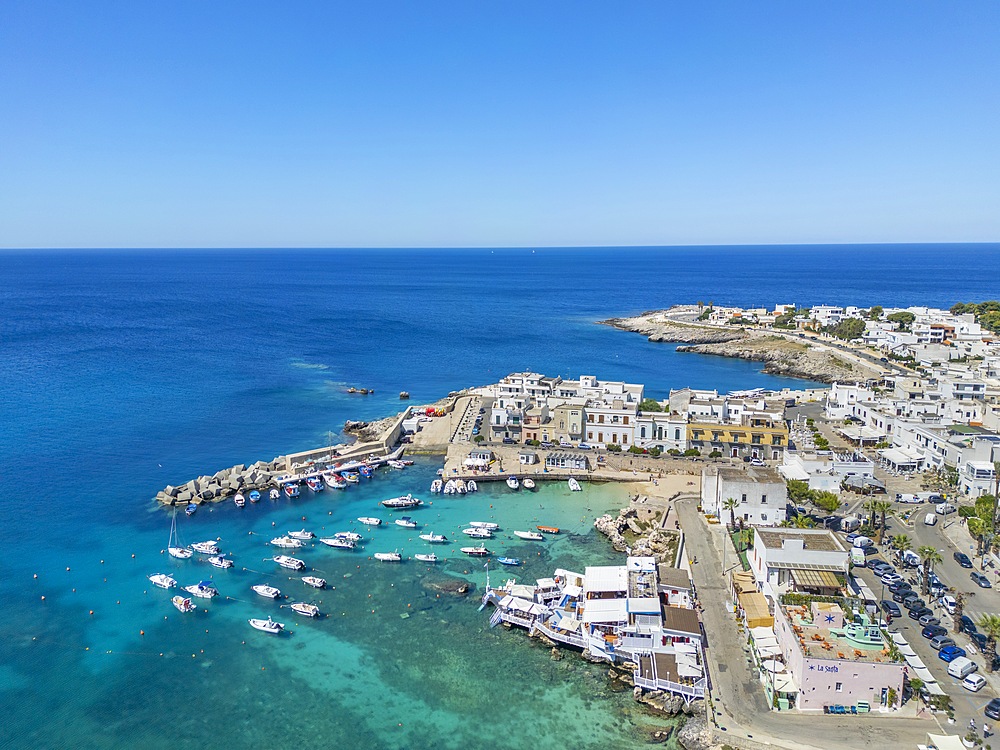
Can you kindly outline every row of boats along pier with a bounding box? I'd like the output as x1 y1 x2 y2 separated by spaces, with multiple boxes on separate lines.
149 459 570 637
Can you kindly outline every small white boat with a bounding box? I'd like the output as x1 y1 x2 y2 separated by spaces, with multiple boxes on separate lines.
249 617 284 634
287 529 315 541
414 553 438 563
443 480 457 495
381 494 422 509
523 478 536 490
172 595 196 613
455 480 467 494
469 521 499 530
334 531 362 541
168 545 193 559
320 537 356 550
514 530 544 541
252 584 281 599
506 476 519 490
234 492 246 507
466 480 478 493
461 546 490 557
388 459 407 469
394 516 418 529
301 576 326 589
374 551 402 562
269 488 280 500
568 478 582 492
342 472 360 484
208 555 234 569
419 532 448 543
358 516 382 526
183 581 218 599
270 536 303 549
430 479 443 493
148 573 176 589
273 555 306 571
166 512 192 558
289 602 320 618
463 527 493 538
190 540 220 555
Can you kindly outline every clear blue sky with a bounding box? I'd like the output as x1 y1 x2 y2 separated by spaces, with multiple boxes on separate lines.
1 1 998 248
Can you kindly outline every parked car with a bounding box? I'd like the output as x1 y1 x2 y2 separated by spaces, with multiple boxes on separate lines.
970 632 988 651
871 563 893 576
985 698 1000 720
893 590 914 603
941 595 958 614
888 581 912 594
881 573 903 585
938 645 967 663
921 624 947 639
919 613 942 627
972 571 993 588
909 606 933 621
954 552 973 568
501 437 515 444
960 615 978 635
845 533 859 544
930 635 956 651
578 443 592 450
963 674 987 692
904 596 927 611
881 601 902 617
923 513 938 526
540 441 554 448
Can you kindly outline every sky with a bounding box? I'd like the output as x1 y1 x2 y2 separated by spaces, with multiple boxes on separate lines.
0 1 998 248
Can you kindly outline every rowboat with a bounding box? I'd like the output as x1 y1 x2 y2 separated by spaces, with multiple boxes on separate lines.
522 478 536 490
568 478 582 492
536 526 560 535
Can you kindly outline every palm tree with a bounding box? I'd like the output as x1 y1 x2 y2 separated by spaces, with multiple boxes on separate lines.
968 517 989 556
723 497 738 528
976 613 1000 674
917 545 942 596
862 498 879 530
952 592 965 634
871 500 893 543
791 515 816 529
890 534 911 553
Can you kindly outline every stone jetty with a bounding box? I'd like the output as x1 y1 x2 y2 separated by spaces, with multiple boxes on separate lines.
155 459 283 506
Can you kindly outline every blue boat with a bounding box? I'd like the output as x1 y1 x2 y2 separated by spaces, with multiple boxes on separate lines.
185 503 198 516
497 557 521 566
359 464 373 478
248 490 261 503
283 483 300 498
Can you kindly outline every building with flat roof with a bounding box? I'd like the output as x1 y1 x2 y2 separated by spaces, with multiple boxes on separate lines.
749 529 848 599
701 465 787 527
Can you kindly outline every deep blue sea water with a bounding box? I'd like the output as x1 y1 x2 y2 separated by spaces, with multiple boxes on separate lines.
1 244 998 748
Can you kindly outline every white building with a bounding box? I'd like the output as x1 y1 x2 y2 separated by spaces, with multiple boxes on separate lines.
748 529 849 600
701 465 787 527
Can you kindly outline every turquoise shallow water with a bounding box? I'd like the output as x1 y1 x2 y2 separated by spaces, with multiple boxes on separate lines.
3 461 675 749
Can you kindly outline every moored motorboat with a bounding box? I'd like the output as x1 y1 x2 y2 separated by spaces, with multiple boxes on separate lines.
289 602 320 617
522 478 536 490
185 503 198 516
249 490 261 503
273 555 305 571
373 551 402 562
462 527 493 538
497 557 521 566
320 537 356 550
283 483 300 498
183 581 218 599
469 521 499 530
414 553 438 563
443 480 457 494
466 480 478 493
568 478 582 492
460 545 490 557
208 555 234 568
305 476 324 492
269 488 280 500
270 536 303 549
394 516 418 529
419 532 448 543
430 479 443 493
148 573 176 589
358 516 382 526
388 459 407 469
506 476 519 490
168 545 193 559
514 530 544 541
287 529 315 541
342 472 360 484
536 526 560 535
301 576 326 589
234 492 246 507
334 531 361 541
248 617 283 634
359 465 373 478
172 595 196 613
381 494 422 509
252 584 281 599
191 540 220 554
455 480 467 494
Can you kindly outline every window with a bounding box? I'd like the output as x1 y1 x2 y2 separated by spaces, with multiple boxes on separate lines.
622 435 628 444
598 414 605 424
835 682 843 692
760 514 767 521
761 495 767 504
741 494 747 503
675 429 681 440
598 432 604 442
640 426 647 438
623 416 629 425
612 433 618 443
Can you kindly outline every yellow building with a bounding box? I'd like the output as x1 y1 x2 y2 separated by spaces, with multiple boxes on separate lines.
687 415 788 461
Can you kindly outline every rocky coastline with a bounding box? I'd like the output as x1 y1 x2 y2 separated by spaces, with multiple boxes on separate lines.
600 312 746 344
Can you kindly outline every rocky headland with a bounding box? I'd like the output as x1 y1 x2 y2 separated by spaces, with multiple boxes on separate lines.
600 312 746 344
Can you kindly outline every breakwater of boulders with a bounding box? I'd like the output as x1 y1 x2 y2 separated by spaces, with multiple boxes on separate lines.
154 458 284 506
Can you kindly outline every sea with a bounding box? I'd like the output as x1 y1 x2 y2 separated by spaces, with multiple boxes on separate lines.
1 244 997 749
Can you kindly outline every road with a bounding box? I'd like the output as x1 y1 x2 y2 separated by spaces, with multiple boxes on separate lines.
676 497 942 750
851 504 1000 731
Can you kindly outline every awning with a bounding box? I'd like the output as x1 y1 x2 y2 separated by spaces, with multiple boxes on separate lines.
789 568 843 589
878 448 921 468
778 464 811 481
750 626 777 641
556 616 582 631
913 667 936 683
772 673 798 694
904 653 926 670
891 632 908 646
757 644 782 658
899 643 916 657
926 733 966 750
761 659 786 673
925 681 947 696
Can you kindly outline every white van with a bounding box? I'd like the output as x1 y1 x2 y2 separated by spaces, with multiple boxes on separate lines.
896 493 920 504
841 515 861 533
852 536 874 549
850 547 867 567
936 503 957 516
947 656 978 679
900 549 921 567
924 513 938 526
